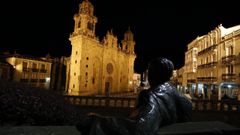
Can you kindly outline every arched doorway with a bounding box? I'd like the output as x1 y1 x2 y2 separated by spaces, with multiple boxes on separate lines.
105 76 113 97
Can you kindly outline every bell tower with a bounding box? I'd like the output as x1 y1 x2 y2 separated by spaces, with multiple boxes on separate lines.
121 27 136 91
73 0 97 37
68 0 98 95
122 27 135 54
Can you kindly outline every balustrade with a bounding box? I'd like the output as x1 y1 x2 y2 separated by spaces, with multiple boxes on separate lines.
64 96 240 112
64 96 136 108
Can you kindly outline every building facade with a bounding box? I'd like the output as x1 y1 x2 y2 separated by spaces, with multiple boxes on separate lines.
184 37 201 95
218 25 240 100
0 60 12 81
174 67 187 93
1 54 52 89
182 24 240 100
68 0 136 95
50 56 70 93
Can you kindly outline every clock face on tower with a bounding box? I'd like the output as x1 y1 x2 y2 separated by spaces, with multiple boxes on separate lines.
106 63 113 74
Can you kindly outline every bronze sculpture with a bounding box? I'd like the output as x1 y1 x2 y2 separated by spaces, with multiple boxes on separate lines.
76 57 192 135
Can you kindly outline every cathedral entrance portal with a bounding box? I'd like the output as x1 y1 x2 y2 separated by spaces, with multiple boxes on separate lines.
105 77 112 97
105 82 110 97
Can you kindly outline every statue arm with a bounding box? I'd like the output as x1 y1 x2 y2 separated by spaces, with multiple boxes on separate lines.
129 90 163 135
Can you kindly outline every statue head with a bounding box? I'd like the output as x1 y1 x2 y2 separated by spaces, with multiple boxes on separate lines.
147 57 174 87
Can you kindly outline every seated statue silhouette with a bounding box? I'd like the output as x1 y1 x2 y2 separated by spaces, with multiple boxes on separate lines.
76 57 192 135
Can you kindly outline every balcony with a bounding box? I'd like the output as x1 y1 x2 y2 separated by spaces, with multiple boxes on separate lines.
205 62 217 68
187 79 196 83
197 62 217 69
197 77 217 82
22 68 31 72
40 69 47 73
197 64 205 69
222 73 236 81
30 79 38 83
198 44 217 56
222 55 236 64
39 79 46 83
31 68 39 72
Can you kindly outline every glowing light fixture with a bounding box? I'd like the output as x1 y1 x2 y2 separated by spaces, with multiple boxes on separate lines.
46 77 50 82
129 81 132 85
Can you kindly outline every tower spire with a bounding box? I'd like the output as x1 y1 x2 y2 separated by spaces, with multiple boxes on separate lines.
72 0 97 37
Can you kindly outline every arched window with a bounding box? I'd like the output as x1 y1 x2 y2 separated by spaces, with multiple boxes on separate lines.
87 22 93 30
78 20 81 28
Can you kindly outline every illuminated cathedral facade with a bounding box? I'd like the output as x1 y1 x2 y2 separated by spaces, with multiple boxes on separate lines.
68 0 136 95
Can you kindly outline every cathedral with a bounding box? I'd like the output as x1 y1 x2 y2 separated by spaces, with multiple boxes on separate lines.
68 0 136 95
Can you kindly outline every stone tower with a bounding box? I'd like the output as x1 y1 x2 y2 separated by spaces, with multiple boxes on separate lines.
122 27 136 90
73 0 97 37
68 0 136 95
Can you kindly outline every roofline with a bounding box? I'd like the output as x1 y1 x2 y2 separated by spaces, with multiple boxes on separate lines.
0 54 52 63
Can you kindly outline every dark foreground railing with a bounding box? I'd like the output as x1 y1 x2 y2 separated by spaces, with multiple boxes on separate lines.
64 96 240 112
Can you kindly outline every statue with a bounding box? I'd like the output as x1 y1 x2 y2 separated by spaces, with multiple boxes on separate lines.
76 57 192 135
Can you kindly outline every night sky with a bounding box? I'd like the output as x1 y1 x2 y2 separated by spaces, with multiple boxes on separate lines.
1 0 240 73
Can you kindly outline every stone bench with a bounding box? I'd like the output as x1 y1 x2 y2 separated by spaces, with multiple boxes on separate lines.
157 121 240 135
0 121 239 135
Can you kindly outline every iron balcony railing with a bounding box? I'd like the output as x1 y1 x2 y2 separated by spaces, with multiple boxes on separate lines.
197 77 217 82
40 69 47 73
222 55 236 64
198 44 217 56
31 68 39 72
197 62 217 69
22 68 31 72
222 73 236 81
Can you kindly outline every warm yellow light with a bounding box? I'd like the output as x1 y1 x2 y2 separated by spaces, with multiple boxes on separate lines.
46 77 50 82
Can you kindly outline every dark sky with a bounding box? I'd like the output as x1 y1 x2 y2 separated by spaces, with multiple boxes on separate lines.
1 0 240 73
